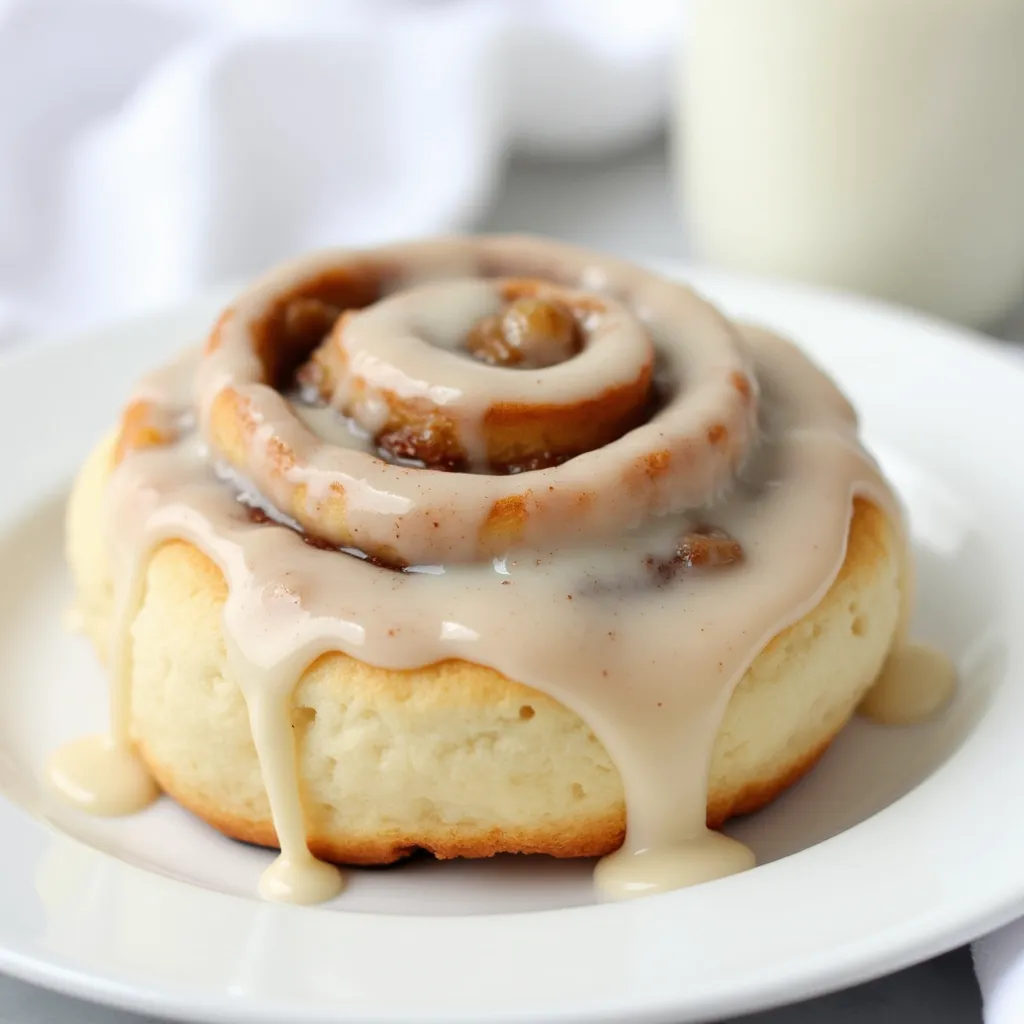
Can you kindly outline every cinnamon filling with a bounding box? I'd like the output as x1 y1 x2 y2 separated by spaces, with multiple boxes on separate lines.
464 296 583 369
645 527 745 584
225 263 389 390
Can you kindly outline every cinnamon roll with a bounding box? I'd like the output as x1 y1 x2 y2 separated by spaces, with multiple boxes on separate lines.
55 236 951 905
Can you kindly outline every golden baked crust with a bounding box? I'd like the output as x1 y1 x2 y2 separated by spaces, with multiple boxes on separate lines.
68 433 901 864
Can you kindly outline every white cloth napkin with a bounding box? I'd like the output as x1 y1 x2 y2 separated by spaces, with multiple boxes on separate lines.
975 921 1024 1022
0 0 680 346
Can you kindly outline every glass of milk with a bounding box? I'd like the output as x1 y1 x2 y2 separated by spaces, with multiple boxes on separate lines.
676 0 1024 328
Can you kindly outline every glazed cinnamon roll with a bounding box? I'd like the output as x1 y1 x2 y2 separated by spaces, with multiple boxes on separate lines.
57 236 943 905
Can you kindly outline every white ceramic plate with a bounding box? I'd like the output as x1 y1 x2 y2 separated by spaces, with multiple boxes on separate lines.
0 265 1021 1024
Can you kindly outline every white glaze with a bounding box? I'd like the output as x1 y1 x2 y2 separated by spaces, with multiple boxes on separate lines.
46 734 159 816
859 643 958 726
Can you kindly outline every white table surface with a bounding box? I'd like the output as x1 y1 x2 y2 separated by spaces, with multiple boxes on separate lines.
1 136 1003 1024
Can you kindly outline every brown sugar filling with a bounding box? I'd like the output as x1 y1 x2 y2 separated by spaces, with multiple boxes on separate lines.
645 526 745 584
464 296 583 370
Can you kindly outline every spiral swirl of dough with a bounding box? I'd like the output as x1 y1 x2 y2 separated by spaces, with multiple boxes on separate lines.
166 237 760 567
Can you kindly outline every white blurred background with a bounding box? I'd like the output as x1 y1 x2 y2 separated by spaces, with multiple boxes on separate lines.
4 0 1022 349
0 0 681 343
2 2 1024 1020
